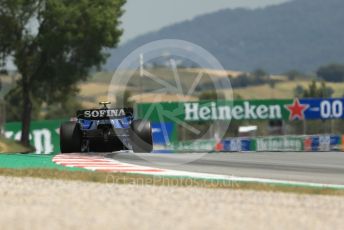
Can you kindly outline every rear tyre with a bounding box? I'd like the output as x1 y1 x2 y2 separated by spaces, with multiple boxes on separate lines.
130 120 153 153
60 122 82 153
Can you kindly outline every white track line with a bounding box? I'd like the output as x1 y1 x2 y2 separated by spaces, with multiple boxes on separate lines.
52 154 344 189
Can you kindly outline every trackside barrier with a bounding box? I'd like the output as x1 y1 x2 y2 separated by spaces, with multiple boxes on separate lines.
219 138 253 152
170 139 216 152
4 120 65 154
218 134 343 152
254 136 303 151
168 134 344 152
4 119 343 153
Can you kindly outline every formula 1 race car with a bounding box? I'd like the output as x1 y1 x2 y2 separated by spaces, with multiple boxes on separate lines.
59 102 153 153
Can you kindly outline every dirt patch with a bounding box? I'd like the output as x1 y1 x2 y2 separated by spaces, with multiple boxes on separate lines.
0 176 344 230
0 168 344 196
0 137 32 154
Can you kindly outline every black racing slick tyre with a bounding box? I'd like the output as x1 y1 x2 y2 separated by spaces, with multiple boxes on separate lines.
130 120 153 153
60 122 82 153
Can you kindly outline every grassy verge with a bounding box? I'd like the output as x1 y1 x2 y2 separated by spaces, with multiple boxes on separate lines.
0 137 33 154
0 168 343 196
0 153 87 170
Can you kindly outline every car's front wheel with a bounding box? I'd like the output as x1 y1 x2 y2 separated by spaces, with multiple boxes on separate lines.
130 120 153 153
60 122 82 153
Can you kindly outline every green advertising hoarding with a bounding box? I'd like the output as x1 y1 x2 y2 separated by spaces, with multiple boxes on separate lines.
136 98 344 145
4 120 65 154
137 98 344 122
137 99 292 122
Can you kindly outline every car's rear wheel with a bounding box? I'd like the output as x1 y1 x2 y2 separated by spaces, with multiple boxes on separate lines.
60 122 82 153
130 120 153 153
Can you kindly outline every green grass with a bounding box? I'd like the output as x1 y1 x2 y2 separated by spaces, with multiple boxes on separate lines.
0 153 86 170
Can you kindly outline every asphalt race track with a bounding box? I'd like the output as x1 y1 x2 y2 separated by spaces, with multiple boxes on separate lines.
108 151 344 185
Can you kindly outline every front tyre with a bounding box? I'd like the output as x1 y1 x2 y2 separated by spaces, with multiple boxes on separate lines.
60 122 82 153
130 120 153 153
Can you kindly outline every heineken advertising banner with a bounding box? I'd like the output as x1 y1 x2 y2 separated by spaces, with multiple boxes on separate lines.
254 136 304 151
170 139 216 152
4 120 65 154
137 98 344 121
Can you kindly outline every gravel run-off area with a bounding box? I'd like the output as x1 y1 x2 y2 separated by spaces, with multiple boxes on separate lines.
0 176 344 230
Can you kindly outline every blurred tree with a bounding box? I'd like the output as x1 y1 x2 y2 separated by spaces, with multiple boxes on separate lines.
230 72 273 88
234 73 250 87
5 83 83 120
199 91 225 100
0 0 125 145
306 81 317 97
233 93 243 100
317 63 344 82
285 70 301 81
302 80 334 98
116 90 133 107
293 85 304 98
44 87 83 119
5 86 41 121
252 68 269 85
0 69 8 75
268 78 275 89
252 68 268 79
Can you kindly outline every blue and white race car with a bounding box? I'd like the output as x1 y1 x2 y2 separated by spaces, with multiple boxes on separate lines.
60 102 153 153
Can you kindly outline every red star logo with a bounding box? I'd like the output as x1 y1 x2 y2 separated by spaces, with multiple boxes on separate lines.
285 98 309 120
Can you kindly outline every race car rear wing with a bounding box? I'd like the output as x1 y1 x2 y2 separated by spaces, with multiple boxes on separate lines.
76 108 133 120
